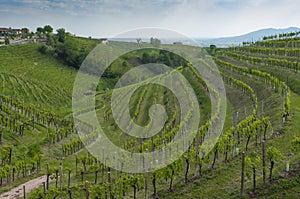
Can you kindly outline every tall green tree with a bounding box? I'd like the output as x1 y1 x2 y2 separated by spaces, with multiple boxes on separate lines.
4 38 9 45
209 45 217 56
150 37 161 47
44 25 53 34
56 28 66 43
21 27 29 34
36 27 44 37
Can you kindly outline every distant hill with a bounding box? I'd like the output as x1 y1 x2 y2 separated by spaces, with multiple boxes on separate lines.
196 27 300 47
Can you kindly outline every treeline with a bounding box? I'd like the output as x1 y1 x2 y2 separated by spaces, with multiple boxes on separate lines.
263 31 300 41
38 29 187 77
243 34 300 48
37 26 98 69
100 49 188 80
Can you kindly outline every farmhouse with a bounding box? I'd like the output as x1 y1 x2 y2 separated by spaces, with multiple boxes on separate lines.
0 27 24 37
0 28 9 33
100 38 109 45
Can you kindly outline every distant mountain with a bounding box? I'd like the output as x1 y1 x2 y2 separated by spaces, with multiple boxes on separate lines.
196 27 300 47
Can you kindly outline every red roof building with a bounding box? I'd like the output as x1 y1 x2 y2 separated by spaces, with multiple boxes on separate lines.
0 28 9 31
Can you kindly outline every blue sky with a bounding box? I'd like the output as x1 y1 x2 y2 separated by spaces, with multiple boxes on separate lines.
0 0 299 38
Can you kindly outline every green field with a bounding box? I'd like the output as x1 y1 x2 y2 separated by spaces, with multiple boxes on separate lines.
0 33 299 199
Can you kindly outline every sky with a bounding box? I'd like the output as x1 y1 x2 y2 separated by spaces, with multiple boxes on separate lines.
0 0 299 38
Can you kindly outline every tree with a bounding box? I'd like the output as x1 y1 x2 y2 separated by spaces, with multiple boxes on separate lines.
21 28 29 34
28 32 34 39
142 52 151 63
57 28 66 43
150 37 161 47
4 38 9 45
209 45 217 56
266 146 283 182
21 28 29 38
36 27 44 37
44 25 53 34
38 44 48 54
46 34 55 46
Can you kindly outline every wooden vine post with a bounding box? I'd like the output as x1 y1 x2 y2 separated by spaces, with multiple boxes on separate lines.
262 140 266 184
241 151 245 197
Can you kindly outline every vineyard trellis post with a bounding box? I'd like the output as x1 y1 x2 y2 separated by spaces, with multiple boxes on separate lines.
23 185 26 199
232 111 238 158
59 160 63 190
261 100 264 118
145 149 149 199
241 151 245 197
85 181 89 199
75 155 78 176
262 140 266 184
43 181 47 196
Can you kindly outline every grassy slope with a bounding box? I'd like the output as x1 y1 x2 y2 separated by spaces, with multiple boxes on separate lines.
18 43 213 198
0 40 211 198
0 43 76 114
1 39 299 198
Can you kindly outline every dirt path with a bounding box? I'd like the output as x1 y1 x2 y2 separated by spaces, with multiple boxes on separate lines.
0 175 46 199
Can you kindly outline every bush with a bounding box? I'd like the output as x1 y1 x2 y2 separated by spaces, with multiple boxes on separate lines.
38 44 48 54
4 38 9 45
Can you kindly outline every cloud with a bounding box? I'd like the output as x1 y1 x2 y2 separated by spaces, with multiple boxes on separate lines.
0 0 299 37
159 0 300 37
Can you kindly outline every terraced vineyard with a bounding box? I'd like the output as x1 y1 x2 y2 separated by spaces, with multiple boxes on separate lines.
0 34 299 199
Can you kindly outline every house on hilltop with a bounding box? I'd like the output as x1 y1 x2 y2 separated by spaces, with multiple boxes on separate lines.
0 28 9 35
14 29 23 34
0 27 25 37
100 38 109 45
0 28 9 31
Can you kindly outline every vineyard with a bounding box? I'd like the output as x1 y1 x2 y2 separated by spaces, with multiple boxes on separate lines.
0 33 299 199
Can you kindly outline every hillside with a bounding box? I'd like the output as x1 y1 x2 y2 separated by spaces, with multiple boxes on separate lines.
156 34 300 198
197 27 300 47
0 35 299 199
